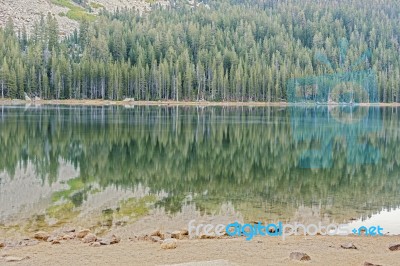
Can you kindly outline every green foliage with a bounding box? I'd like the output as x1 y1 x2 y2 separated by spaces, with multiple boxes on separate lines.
90 2 104 9
51 0 77 9
51 0 95 22
66 9 96 22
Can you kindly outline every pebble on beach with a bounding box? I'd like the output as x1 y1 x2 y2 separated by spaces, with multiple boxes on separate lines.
33 231 50 241
289 252 311 261
364 262 382 266
77 229 91 238
82 233 97 244
150 236 162 243
171 231 185 240
51 240 61 245
161 238 177 249
99 234 121 245
340 243 357 249
388 243 400 251
4 256 30 262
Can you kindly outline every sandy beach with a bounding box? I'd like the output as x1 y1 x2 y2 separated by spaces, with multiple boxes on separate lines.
1 234 400 265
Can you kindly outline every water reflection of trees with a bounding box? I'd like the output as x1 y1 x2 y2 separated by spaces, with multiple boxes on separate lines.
0 105 399 221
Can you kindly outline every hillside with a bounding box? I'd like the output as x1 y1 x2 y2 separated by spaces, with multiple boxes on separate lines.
0 0 399 103
0 0 168 35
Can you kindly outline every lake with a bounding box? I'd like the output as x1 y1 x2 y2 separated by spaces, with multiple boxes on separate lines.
1 105 399 235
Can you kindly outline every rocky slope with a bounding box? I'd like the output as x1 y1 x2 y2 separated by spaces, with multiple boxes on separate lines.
0 0 168 35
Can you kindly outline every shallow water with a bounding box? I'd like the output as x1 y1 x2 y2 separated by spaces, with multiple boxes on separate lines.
0 105 399 234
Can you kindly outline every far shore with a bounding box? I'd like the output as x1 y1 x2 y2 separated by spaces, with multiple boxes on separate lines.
0 99 288 107
1 98 400 107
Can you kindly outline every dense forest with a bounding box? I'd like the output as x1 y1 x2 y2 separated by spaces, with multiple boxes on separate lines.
0 0 399 102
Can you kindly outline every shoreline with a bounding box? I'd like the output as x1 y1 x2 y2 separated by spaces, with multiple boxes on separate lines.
1 99 400 107
1 99 288 107
1 233 400 265
3 210 399 265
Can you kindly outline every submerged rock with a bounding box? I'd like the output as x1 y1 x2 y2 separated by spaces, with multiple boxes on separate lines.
161 238 177 249
115 220 126 226
0 242 5 248
289 252 311 261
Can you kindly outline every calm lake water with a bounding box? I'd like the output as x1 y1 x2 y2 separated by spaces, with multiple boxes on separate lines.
1 105 400 234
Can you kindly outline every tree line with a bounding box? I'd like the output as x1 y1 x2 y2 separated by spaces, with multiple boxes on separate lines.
0 0 399 102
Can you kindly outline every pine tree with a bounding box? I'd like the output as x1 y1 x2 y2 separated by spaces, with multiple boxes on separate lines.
0 59 10 98
47 13 59 51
